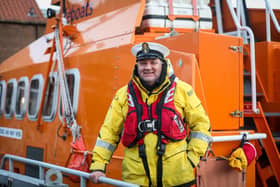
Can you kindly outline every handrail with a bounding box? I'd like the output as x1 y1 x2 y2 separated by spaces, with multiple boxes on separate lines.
211 132 267 142
264 0 280 41
216 0 280 111
214 0 223 34
225 0 259 113
0 154 139 187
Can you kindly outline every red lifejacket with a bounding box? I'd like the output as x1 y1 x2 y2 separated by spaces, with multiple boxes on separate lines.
121 78 186 147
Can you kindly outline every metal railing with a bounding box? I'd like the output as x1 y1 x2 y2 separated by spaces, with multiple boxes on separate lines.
215 0 258 113
264 0 280 41
211 132 267 142
215 0 280 112
227 0 258 113
0 154 139 187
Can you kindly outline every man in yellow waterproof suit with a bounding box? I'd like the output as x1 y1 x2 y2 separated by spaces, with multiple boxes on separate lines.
89 42 211 187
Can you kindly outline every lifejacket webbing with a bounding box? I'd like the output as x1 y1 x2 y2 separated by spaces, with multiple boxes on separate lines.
157 143 166 187
155 76 175 187
128 81 144 146
129 81 152 185
139 144 152 187
128 80 142 124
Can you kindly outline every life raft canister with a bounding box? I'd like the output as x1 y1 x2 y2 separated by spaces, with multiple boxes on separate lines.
141 0 212 31
121 79 186 147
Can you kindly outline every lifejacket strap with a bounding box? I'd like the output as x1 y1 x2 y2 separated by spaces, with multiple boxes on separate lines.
128 81 142 124
155 76 175 187
139 144 152 187
157 143 166 187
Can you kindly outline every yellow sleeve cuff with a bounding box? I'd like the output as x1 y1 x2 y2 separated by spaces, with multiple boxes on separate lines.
89 161 106 172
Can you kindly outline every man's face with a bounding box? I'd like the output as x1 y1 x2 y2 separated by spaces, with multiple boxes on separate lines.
137 58 163 86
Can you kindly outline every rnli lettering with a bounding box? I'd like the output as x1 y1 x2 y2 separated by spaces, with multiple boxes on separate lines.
66 2 94 22
0 127 22 139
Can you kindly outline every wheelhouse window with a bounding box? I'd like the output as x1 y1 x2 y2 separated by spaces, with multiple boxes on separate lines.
59 69 80 121
28 74 44 121
42 72 58 121
4 79 17 119
0 80 6 117
15 77 29 119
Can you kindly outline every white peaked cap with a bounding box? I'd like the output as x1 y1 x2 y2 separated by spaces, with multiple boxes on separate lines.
131 42 170 60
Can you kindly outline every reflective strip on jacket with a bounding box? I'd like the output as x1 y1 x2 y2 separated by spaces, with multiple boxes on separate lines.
90 62 211 187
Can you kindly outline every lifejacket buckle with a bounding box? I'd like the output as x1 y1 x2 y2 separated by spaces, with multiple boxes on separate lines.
138 120 157 133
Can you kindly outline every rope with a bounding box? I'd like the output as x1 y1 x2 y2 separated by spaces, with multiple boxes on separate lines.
54 23 80 143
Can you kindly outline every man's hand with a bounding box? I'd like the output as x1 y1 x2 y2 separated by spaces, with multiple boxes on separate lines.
89 171 106 183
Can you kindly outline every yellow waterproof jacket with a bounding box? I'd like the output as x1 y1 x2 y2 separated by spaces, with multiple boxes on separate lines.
90 62 211 186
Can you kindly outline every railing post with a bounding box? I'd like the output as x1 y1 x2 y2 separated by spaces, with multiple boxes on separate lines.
215 0 223 34
80 177 87 187
265 4 271 41
39 166 44 180
244 27 258 113
8 158 13 172
264 0 280 33
237 0 242 37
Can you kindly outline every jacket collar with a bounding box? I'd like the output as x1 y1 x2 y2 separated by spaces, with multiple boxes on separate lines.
132 75 171 96
131 59 174 95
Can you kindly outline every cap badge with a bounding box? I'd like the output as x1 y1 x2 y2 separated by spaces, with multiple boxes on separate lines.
141 42 150 54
